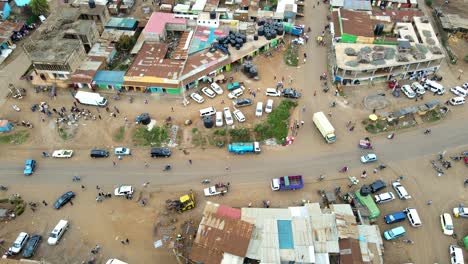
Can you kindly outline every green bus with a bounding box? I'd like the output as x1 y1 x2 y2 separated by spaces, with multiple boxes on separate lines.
354 191 381 219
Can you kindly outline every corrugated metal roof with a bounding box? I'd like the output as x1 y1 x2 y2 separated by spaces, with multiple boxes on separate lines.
315 253 331 264
339 238 365 264
343 0 372 10
217 205 241 219
311 214 340 253
221 253 244 264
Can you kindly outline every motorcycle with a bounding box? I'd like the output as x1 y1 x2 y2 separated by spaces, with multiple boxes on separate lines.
339 166 348 173
424 129 431 135
318 174 325 181
201 179 211 184
0 185 8 191
42 152 50 158
329 101 336 107
129 97 133 103
403 239 414 244
12 104 20 112
387 133 395 139
450 156 462 161
163 165 171 171
72 176 81 182
376 164 387 170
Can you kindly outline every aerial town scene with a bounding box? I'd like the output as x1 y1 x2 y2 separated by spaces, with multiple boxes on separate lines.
0 0 467 261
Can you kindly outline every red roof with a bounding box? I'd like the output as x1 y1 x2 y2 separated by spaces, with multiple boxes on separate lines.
143 12 186 34
216 205 241 219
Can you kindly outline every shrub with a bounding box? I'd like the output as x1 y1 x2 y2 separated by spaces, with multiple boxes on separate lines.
229 128 251 142
425 0 432 7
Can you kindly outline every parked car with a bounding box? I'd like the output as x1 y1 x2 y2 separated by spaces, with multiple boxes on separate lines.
54 191 76 209
265 88 281 97
233 98 253 107
233 109 246 123
453 206 468 218
223 107 234 125
449 245 465 264
450 96 465 106
190 92 205 103
90 149 109 158
411 82 425 95
375 192 395 204
383 226 406 240
369 180 386 193
392 182 411 199
384 212 406 224
360 153 377 163
401 85 416 99
52 150 73 158
228 87 244 99
450 86 467 97
210 83 223 95
23 159 36 176
440 213 454 235
150 148 171 158
201 87 216 98
8 232 29 254
47 220 68 245
114 147 131 156
215 112 223 127
114 185 134 196
256 102 263 117
281 88 301 99
265 99 274 113
22 234 41 258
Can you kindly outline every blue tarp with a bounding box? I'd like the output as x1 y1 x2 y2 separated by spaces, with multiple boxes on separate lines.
14 0 30 6
343 0 372 10
277 220 294 249
93 71 125 86
0 120 12 132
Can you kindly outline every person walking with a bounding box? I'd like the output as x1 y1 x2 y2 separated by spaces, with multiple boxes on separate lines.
113 161 116 167
189 159 192 165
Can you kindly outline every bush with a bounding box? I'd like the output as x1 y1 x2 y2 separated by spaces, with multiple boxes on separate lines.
229 128 251 142
213 129 226 136
192 128 198 134
464 54 468 63
132 126 169 146
425 0 432 7
14 204 25 216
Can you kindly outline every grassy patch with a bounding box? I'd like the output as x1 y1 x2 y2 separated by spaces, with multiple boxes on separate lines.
191 129 207 147
254 100 297 142
0 130 29 144
113 126 126 142
229 128 252 142
132 126 169 146
58 127 70 140
284 44 299 66
425 109 442 122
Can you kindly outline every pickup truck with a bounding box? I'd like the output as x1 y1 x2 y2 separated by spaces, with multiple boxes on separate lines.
271 175 304 191
52 150 73 158
203 184 229 197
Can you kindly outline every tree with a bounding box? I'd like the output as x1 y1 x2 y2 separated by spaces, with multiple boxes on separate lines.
425 0 433 7
29 0 49 16
117 35 135 52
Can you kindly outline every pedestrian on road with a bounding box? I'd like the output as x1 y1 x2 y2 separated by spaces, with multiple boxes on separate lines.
98 115 102 120
221 99 225 104
106 107 110 112
121 240 125 245
113 161 116 167
81 185 85 190
144 99 148 104
225 166 230 171
171 107 174 112
274 75 276 80
189 159 192 165
328 111 332 117
301 120 305 126
302 106 306 112
427 200 432 205
313 91 316 96
70 200 73 206
125 238 130 244
145 162 149 168
142 182 150 187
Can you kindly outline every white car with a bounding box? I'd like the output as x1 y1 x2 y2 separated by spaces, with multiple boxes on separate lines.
190 92 205 103
450 96 465 106
463 82 468 89
233 109 246 122
401 85 416 99
201 87 216 98
210 83 223 95
255 102 263 117
265 99 273 113
453 206 468 218
228 87 244 99
449 245 465 264
9 232 29 254
450 86 467 97
52 150 73 158
411 82 425 95
374 192 395 204
223 107 234 125
265 88 281 97
215 112 223 127
114 147 131 156
114 185 134 196
440 213 454 236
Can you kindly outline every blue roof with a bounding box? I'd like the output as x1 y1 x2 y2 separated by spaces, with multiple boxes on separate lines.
94 71 125 85
343 0 372 10
277 220 294 249
105 17 138 30
14 0 30 6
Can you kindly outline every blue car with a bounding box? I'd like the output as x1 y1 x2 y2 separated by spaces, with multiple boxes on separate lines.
360 153 378 163
23 159 36 176
384 212 406 224
383 226 406 240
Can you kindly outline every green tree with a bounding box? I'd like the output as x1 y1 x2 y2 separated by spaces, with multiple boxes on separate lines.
29 0 49 16
117 35 135 52
425 0 432 7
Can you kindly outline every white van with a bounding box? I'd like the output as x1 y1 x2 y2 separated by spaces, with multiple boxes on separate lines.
425 80 445 95
392 182 411 200
48 220 69 245
404 208 422 227
223 107 234 125
199 106 216 117
255 102 263 117
449 245 465 264
106 259 128 264
215 111 223 127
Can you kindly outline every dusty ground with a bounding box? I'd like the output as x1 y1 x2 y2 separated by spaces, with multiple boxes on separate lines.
0 1 467 264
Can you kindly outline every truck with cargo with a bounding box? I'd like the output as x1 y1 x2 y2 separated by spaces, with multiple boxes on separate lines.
74 91 108 107
204 183 229 196
312 112 336 143
271 175 304 191
52 150 74 158
228 142 261 154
